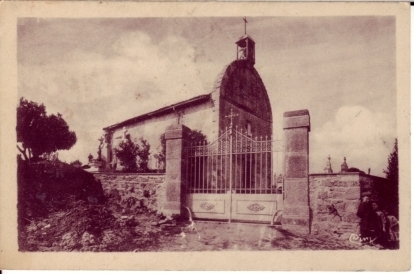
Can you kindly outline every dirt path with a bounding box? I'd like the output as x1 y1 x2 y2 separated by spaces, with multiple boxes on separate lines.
17 161 388 252
21 208 379 252
152 221 378 251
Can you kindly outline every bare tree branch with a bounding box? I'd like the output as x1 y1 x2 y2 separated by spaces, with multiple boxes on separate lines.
17 144 29 161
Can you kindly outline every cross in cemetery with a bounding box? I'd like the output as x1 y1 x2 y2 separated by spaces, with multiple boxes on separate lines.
225 108 238 129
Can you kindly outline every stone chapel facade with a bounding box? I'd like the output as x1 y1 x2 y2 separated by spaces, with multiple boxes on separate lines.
103 34 272 171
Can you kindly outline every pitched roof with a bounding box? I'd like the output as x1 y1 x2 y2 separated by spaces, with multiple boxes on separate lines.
103 94 211 131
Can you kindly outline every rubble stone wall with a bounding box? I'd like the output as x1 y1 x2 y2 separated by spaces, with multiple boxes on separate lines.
309 173 371 239
93 173 165 213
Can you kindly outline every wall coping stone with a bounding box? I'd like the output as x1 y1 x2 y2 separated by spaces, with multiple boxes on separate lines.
309 173 387 181
310 172 362 176
91 172 165 176
283 109 309 117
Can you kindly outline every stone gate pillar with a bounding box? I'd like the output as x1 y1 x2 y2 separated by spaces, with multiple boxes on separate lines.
282 109 311 234
162 124 191 217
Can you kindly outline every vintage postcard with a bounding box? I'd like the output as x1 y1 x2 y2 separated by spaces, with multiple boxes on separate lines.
0 1 410 271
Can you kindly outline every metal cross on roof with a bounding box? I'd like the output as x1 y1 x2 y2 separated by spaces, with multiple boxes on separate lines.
243 17 248 35
225 108 238 129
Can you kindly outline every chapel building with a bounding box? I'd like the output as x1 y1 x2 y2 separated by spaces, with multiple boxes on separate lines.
103 33 272 171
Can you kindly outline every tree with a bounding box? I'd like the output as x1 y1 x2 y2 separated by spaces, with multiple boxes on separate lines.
17 98 77 161
383 138 398 216
158 129 206 171
384 139 398 184
114 136 151 172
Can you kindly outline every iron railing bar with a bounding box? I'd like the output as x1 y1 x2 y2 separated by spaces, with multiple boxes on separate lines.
186 145 189 194
244 141 247 193
255 140 258 195
194 150 200 193
225 130 227 193
214 150 217 194
192 153 195 193
236 130 239 191
202 146 204 193
200 148 203 193
265 136 268 193
219 154 222 193
202 142 205 193
259 137 262 194
229 128 233 222
249 140 252 194
210 154 213 194
272 152 276 191
207 146 210 192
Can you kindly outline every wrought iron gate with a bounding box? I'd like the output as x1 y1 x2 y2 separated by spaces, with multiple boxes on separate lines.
185 125 283 223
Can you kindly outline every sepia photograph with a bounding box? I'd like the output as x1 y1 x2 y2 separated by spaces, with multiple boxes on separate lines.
0 1 410 271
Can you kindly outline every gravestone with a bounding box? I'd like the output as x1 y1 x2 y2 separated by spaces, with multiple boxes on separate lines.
282 109 311 233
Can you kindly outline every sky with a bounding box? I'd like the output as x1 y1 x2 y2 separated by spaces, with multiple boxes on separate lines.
17 17 396 176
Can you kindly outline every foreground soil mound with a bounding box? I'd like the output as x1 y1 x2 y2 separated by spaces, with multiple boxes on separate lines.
20 198 167 252
18 159 105 220
18 159 171 251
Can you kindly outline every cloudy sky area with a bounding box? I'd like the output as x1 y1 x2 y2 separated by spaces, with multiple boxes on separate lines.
18 17 396 176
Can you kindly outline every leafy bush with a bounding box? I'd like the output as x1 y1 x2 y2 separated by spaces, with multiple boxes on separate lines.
137 138 150 172
114 136 151 172
114 138 140 172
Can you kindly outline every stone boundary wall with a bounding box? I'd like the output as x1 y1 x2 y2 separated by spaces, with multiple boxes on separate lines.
93 173 165 214
309 173 377 239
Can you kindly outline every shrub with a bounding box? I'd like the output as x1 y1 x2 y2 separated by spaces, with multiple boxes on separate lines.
70 160 83 167
114 136 151 172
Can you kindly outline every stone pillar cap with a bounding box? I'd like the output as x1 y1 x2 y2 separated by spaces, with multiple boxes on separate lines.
166 123 190 131
283 109 310 131
165 124 191 140
283 109 309 117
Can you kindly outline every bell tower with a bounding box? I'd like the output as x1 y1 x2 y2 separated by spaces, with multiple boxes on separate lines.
236 17 255 65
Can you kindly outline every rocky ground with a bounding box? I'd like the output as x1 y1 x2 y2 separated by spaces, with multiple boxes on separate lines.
143 221 381 251
20 203 380 252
